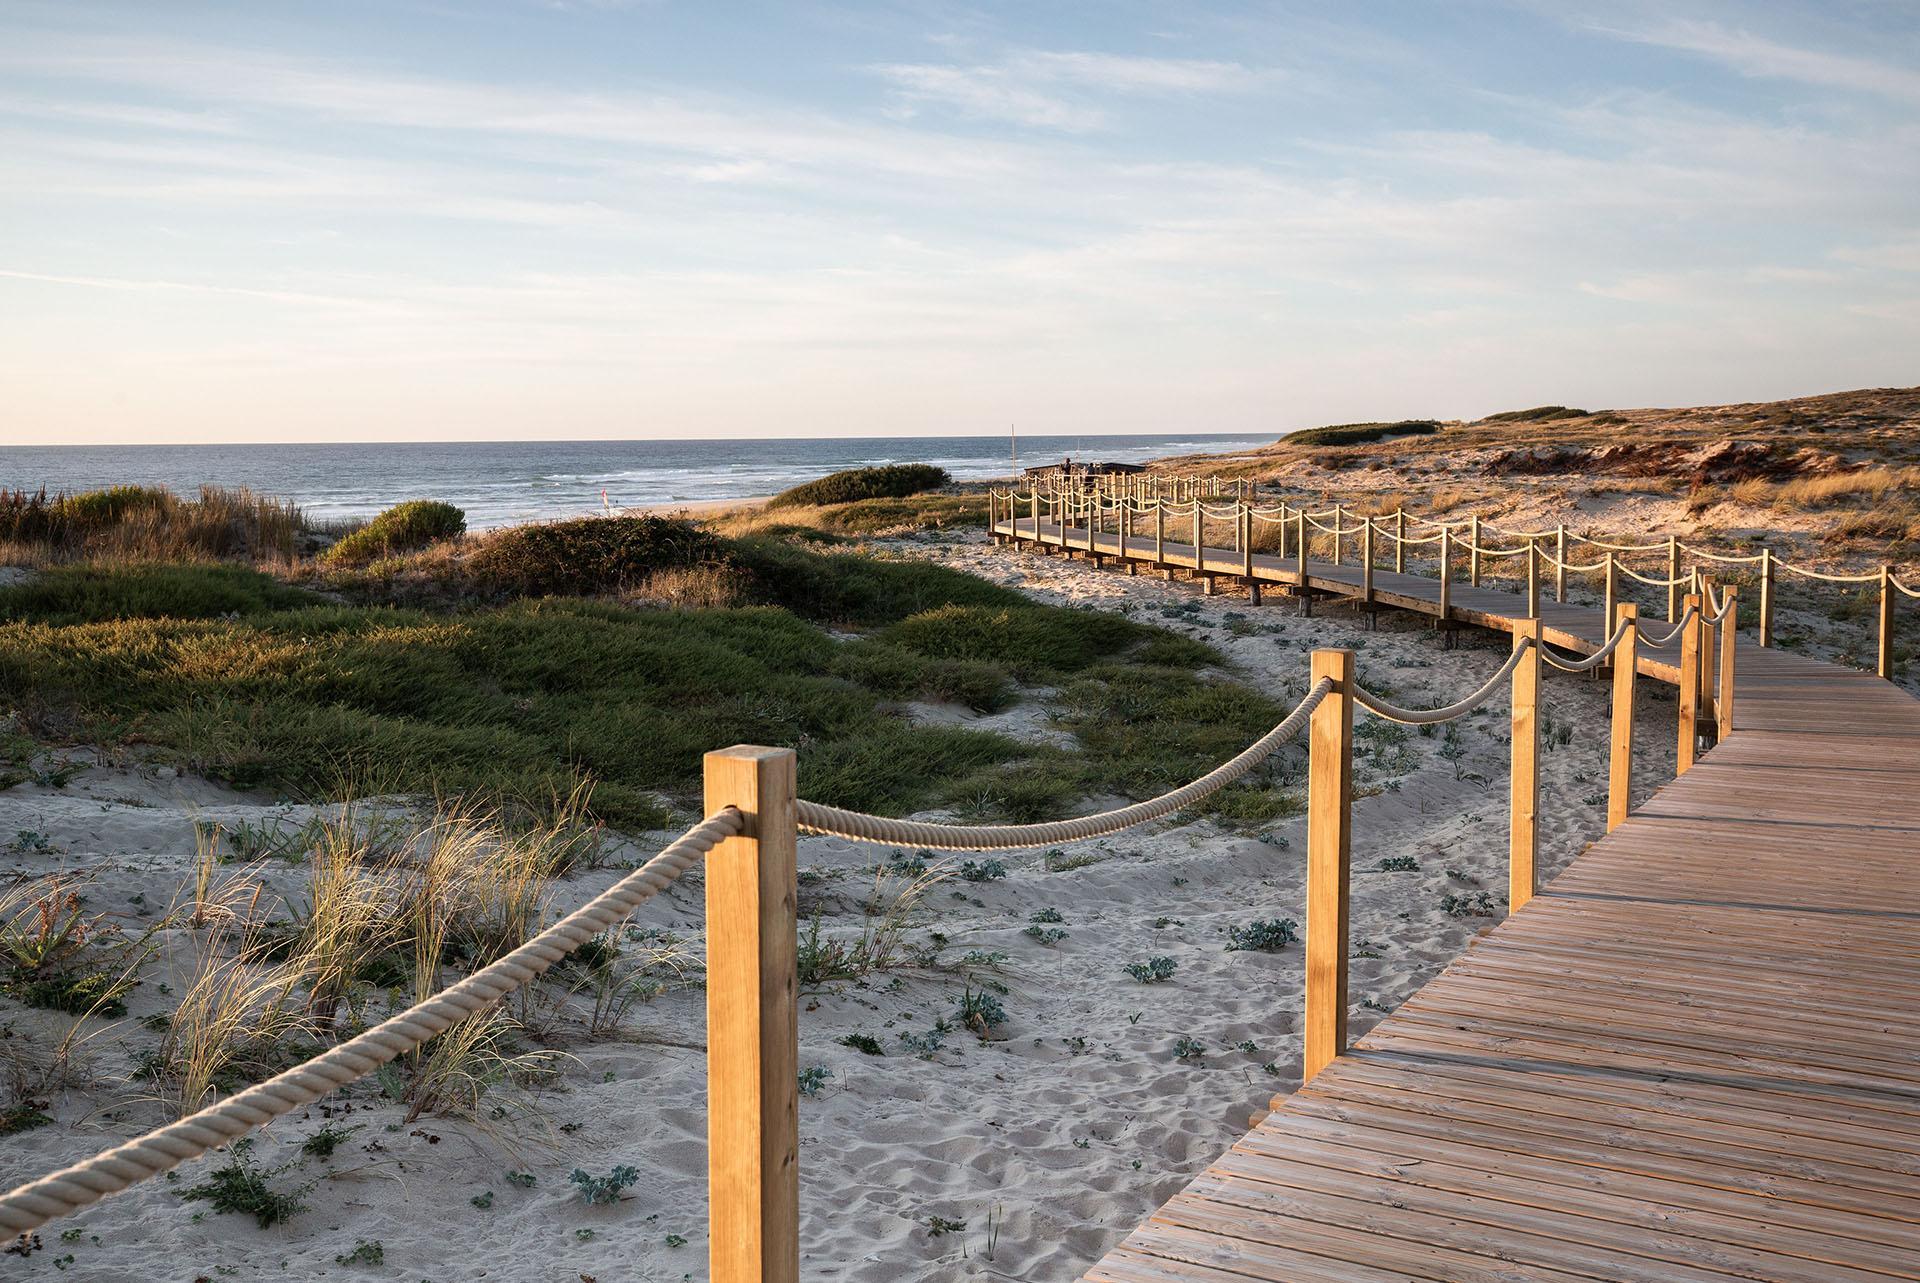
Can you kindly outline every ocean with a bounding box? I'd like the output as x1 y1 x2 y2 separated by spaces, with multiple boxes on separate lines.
0 434 1271 529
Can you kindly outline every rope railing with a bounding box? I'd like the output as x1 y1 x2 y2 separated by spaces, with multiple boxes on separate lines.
1542 618 1634 673
0 809 744 1238
795 678 1333 849
1351 642 1532 724
994 480 1905 680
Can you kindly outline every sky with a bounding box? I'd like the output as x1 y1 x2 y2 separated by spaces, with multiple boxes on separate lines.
2 1 1917 445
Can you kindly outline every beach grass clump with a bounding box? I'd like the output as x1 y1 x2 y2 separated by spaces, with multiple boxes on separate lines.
1286 420 1440 448
322 499 465 567
0 878 143 1018
767 464 950 509
469 515 726 597
880 603 1172 683
711 493 986 539
0 485 308 564
1224 918 1298 952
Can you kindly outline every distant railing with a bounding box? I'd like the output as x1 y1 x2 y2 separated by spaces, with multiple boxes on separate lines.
0 531 1739 1282
989 480 1913 681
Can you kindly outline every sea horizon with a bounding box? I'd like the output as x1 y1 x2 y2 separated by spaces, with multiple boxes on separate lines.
0 431 1274 529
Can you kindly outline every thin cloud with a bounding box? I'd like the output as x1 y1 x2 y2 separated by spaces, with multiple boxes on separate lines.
872 47 1268 130
1609 18 1920 104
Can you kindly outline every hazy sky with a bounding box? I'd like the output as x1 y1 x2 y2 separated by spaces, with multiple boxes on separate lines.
3 1 1917 445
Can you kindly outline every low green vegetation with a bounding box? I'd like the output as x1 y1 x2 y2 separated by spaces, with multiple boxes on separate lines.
768 463 949 509
1479 405 1588 424
323 499 465 566
1286 420 1441 448
0 481 1290 835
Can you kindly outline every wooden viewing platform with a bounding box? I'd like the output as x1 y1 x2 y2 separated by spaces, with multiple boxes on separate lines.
992 511 1920 1283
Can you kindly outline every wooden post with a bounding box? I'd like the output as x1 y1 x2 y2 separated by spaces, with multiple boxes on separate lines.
1191 503 1203 575
1667 536 1681 623
1718 587 1737 735
1295 510 1308 588
1361 519 1375 603
1030 491 1039 544
1438 528 1452 622
1118 499 1129 561
1469 515 1482 587
1332 506 1344 567
1759 548 1775 648
1554 524 1567 602
1304 648 1353 1084
1278 501 1290 561
1509 618 1541 914
1525 540 1540 619
1880 564 1896 681
704 746 800 1283
1154 503 1165 568
1700 580 1719 739
1607 604 1637 832
1678 592 1702 774
1394 509 1406 574
1603 552 1617 636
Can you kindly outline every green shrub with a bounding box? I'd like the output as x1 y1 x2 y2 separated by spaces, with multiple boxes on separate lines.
1286 421 1440 447
1479 405 1587 424
323 500 465 566
768 464 950 509
729 537 1014 627
470 516 724 596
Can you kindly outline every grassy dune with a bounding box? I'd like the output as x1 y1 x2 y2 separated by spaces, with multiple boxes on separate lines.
0 491 1293 831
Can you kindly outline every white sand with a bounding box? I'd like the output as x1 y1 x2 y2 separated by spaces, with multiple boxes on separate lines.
1 528 1682 1281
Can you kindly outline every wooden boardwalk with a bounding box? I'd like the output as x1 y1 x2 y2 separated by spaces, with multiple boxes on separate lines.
993 515 1920 1283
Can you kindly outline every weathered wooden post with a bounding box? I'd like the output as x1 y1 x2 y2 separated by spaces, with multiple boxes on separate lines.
1509 618 1541 913
704 746 800 1283
1880 564 1896 681
1030 490 1039 545
1191 502 1203 579
1332 506 1345 567
1438 528 1453 624
1154 502 1166 570
1702 579 1722 737
1278 501 1290 561
1667 536 1681 623
1469 515 1482 587
1394 509 1406 574
1361 518 1375 604
1759 547 1775 647
1304 648 1353 1084
1719 587 1737 735
1295 510 1308 588
1525 539 1540 620
1554 524 1567 602
1241 503 1258 604
1603 552 1617 636
1678 592 1702 774
1607 603 1638 832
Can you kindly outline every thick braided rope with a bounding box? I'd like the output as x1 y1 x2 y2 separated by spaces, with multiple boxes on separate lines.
1678 544 1766 564
1634 605 1700 647
1571 534 1671 553
0 810 742 1237
1774 561 1883 584
1898 576 1920 600
795 679 1332 849
1466 542 1531 560
1615 563 1688 587
1349 642 1532 725
1542 619 1633 673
